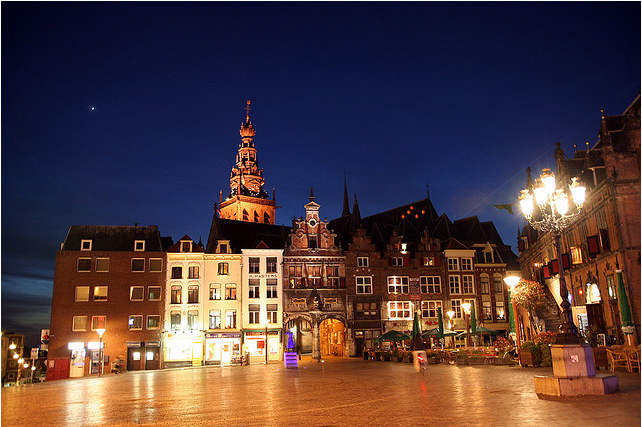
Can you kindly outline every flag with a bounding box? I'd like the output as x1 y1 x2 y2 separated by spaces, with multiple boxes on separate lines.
493 204 515 214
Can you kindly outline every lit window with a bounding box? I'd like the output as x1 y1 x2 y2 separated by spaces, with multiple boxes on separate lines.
77 258 91 272
131 258 145 272
448 258 459 271
75 286 90 302
423 257 435 266
96 258 110 272
147 315 160 329
449 276 461 294
248 305 260 324
249 258 260 274
357 257 369 267
356 276 373 294
209 310 221 329
462 275 474 293
72 316 87 331
307 265 322 287
188 266 200 279
209 284 221 300
266 257 277 273
130 286 144 301
91 315 106 330
128 315 143 330
226 310 237 328
266 279 278 298
218 262 229 276
421 300 442 318
225 284 236 300
171 286 182 304
387 276 409 293
571 246 583 265
267 304 278 324
94 286 108 301
482 301 492 320
188 310 199 329
188 285 199 304
420 276 441 293
606 275 617 300
387 301 412 319
461 258 473 271
495 301 505 320
170 311 181 330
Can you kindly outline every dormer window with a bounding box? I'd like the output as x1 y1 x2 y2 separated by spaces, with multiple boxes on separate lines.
484 251 493 263
181 241 191 252
308 235 318 249
134 240 145 251
220 244 228 253
81 240 92 251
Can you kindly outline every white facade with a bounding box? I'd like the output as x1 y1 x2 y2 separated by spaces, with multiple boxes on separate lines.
241 248 284 362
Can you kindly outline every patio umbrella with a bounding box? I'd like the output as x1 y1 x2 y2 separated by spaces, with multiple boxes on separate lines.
617 270 635 338
438 306 445 349
412 312 422 338
376 330 411 342
422 328 458 338
470 326 499 336
470 301 477 333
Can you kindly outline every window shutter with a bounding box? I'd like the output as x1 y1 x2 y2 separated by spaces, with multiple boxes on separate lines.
561 253 571 270
550 260 559 275
434 256 442 266
587 235 600 258
388 257 393 266
543 265 550 279
599 229 610 251
517 239 525 252
403 256 410 266
340 278 346 289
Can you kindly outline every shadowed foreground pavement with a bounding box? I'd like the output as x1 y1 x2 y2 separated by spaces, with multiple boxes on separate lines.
2 357 640 426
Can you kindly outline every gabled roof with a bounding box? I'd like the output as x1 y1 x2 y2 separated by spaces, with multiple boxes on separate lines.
62 225 166 251
167 235 204 253
453 216 486 242
441 237 469 250
431 213 457 240
206 215 290 253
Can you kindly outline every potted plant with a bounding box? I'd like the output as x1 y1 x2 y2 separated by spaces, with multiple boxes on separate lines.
382 350 392 361
520 341 542 366
425 350 440 364
583 325 608 369
392 348 403 362
401 350 411 363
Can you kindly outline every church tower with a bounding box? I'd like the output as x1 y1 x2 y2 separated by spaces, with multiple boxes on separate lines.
219 100 277 224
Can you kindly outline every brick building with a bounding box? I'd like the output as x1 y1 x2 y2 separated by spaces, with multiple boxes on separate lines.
48 226 170 379
517 95 640 344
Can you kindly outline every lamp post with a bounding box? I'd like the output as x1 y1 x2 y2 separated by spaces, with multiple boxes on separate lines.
461 303 472 347
504 275 521 364
446 310 455 347
261 320 269 364
96 328 106 376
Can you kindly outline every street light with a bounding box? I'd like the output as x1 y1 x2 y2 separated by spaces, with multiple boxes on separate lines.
504 275 522 364
96 328 106 376
446 310 455 347
519 168 586 344
261 320 269 364
461 303 472 347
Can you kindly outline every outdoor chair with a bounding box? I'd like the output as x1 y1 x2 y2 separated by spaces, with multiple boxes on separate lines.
606 348 629 372
623 347 640 373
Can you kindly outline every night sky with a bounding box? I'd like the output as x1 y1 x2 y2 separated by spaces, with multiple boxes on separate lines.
2 2 639 347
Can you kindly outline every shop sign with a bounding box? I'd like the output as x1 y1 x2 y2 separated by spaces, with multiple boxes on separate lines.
410 278 420 300
145 341 160 347
249 273 278 279
67 342 85 350
87 341 105 350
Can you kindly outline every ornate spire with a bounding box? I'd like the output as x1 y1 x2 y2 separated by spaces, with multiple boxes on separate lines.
240 100 256 140
309 187 315 202
342 174 350 217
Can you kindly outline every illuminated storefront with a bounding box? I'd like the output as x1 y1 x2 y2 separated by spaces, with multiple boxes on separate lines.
204 332 241 365
163 330 203 368
244 330 281 363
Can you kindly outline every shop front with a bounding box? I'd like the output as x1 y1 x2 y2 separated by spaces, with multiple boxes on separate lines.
244 330 281 363
67 342 86 378
204 333 241 365
163 330 203 368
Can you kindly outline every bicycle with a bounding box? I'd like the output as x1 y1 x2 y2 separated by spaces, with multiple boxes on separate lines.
412 350 427 375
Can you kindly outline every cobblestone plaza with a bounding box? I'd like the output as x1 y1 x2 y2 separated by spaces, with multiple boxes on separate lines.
2 357 640 426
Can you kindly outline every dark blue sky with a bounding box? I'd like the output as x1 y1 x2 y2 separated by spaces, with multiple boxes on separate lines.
2 2 639 347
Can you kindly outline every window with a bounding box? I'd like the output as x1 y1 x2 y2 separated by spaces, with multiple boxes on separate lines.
249 279 260 299
94 286 108 301
170 311 181 330
449 276 461 294
131 258 145 272
134 240 145 251
225 310 237 329
308 235 318 249
266 279 278 298
480 274 490 294
130 286 144 301
81 239 92 251
72 316 87 331
606 275 617 300
148 286 162 300
188 285 199 303
91 315 106 330
423 257 435 266
225 284 237 300
571 246 583 265
181 241 191 252
448 258 459 271
209 310 221 329
388 276 409 294
451 300 462 318
128 315 143 330
188 310 199 329
267 304 278 324
266 257 277 273
171 266 182 279
219 243 228 254
289 265 303 288
171 286 182 304
254 211 260 222
263 212 270 223
461 258 473 271
327 265 340 288
420 276 441 294
218 262 229 275
493 274 503 294
462 275 474 294
391 257 403 266
75 286 90 302
484 251 493 263
388 301 412 319
96 258 110 272
147 315 160 329
188 266 200 279
356 276 373 294
149 258 162 272
307 265 322 287
242 210 249 221
356 302 378 319
249 257 260 274
495 301 505 320
482 301 492 320
421 300 442 318
210 284 221 300
248 305 260 324
77 258 91 272
357 257 369 267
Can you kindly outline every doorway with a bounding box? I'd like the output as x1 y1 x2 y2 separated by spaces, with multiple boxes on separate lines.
285 318 312 354
127 348 143 371
320 318 345 357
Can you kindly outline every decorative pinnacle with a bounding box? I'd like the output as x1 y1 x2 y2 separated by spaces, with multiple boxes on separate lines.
245 100 251 122
601 109 605 119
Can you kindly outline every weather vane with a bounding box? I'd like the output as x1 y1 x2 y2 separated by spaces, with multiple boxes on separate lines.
245 100 251 122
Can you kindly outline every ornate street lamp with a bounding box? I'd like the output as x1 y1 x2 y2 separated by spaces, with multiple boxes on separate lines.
96 328 106 376
461 303 472 347
519 168 586 344
504 275 522 364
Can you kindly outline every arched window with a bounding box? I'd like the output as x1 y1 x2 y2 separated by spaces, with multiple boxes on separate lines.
242 209 249 221
254 211 259 222
263 212 270 224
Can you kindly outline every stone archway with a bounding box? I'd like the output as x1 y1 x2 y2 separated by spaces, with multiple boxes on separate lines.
283 314 313 355
318 314 348 358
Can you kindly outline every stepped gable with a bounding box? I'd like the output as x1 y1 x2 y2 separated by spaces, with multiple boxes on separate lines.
206 216 290 253
62 225 165 251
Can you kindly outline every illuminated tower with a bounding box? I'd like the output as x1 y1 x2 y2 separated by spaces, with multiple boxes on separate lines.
219 101 277 224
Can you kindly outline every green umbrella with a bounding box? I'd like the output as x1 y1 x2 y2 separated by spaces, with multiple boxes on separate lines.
471 301 477 333
438 306 444 338
412 311 422 338
470 326 499 336
422 328 458 338
617 270 635 334
508 289 515 333
376 330 411 342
